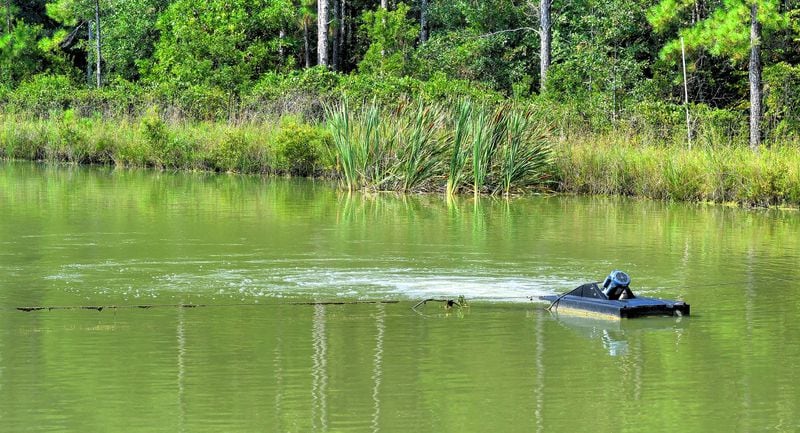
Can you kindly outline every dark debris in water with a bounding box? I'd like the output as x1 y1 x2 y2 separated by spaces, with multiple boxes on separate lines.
14 300 398 312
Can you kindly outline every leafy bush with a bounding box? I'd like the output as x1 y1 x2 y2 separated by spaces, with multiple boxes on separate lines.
138 108 196 168
419 73 503 104
764 63 800 141
53 109 88 162
692 105 746 147
412 28 524 94
273 119 331 176
0 83 10 104
177 85 231 121
337 74 420 105
71 79 146 118
624 100 684 143
358 3 419 77
244 67 339 120
9 74 76 116
208 129 257 173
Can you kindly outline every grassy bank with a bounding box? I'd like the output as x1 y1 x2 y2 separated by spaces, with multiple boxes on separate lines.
0 110 332 176
555 138 800 206
2 107 799 208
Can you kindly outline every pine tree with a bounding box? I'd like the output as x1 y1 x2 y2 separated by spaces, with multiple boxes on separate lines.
317 0 328 66
648 0 788 150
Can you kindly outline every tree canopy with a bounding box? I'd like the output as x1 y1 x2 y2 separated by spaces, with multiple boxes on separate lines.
1 0 798 142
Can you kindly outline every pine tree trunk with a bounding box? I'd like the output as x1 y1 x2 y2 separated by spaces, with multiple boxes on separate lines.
304 21 311 68
279 28 286 63
338 0 346 70
95 0 101 88
539 0 551 92
318 0 329 67
380 0 388 57
87 20 93 85
749 1 761 150
346 0 353 66
332 0 340 71
5 0 11 34
420 0 428 42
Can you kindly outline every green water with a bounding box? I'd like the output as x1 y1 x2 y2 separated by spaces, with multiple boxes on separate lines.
1 162 799 432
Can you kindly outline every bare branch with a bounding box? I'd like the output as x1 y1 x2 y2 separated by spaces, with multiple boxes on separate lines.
479 27 538 38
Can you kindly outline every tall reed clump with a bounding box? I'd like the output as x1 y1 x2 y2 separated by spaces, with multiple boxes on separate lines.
447 103 553 196
499 109 552 195
326 100 554 196
446 100 472 197
470 106 505 198
326 100 391 190
326 99 449 192
396 103 448 192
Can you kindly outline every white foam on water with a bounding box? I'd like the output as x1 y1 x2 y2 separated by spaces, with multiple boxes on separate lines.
265 268 572 302
47 259 580 303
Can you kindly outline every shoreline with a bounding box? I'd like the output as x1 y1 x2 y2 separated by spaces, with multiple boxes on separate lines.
2 111 798 209
3 155 798 211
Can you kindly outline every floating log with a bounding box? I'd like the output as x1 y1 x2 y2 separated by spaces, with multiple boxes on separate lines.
15 300 398 312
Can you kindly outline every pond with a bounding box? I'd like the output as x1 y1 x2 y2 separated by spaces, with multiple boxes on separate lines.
1 161 799 432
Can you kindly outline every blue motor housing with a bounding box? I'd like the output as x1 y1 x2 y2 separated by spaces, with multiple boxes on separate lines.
602 270 631 292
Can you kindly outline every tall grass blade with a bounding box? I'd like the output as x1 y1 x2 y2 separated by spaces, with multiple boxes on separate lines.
446 100 472 197
499 108 552 195
398 102 445 192
471 105 505 197
326 99 359 190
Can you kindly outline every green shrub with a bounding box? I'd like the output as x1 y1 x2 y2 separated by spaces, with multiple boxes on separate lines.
208 129 252 172
10 74 76 116
337 74 420 106
273 119 330 176
87 126 117 164
52 109 87 162
0 84 10 104
244 68 339 120
419 73 503 104
71 79 146 118
764 63 800 141
412 28 520 93
624 100 684 143
0 115 47 160
177 85 231 121
692 105 746 147
141 114 196 169
113 136 150 167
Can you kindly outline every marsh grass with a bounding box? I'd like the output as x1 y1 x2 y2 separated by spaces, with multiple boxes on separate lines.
2 104 798 207
470 106 504 198
397 103 447 192
498 108 552 195
555 137 800 206
0 112 325 175
446 100 472 197
328 100 554 196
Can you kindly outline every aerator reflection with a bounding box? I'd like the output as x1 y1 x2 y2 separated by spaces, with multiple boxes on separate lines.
540 270 690 319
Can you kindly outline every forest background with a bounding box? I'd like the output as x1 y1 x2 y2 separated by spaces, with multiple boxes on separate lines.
1 0 799 204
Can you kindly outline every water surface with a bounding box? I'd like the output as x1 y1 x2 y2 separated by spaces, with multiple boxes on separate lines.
1 162 799 432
